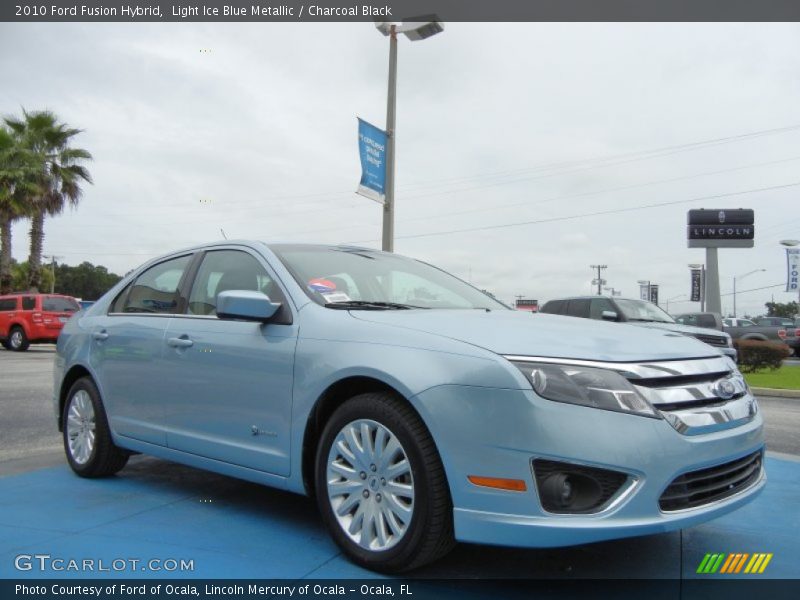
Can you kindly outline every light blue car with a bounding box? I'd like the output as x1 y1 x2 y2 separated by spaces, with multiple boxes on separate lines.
54 242 765 572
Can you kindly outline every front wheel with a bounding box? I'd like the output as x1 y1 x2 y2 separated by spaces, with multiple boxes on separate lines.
63 377 129 477
315 392 454 572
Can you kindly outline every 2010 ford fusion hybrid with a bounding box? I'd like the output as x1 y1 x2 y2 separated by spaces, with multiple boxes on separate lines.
54 242 765 572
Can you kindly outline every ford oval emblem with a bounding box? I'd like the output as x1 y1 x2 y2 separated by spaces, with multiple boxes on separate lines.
718 210 726 224
714 379 736 400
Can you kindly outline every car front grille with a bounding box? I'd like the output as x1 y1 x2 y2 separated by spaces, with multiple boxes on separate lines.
659 450 763 511
692 333 728 347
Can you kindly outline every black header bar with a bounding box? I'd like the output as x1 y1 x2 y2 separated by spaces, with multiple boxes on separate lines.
4 0 800 22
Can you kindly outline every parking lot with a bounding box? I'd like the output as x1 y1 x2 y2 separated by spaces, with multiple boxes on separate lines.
1 346 799 580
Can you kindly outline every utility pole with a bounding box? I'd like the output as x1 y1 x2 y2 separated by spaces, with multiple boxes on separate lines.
590 265 607 296
43 255 63 294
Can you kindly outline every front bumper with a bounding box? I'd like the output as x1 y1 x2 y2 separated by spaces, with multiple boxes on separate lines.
412 384 765 548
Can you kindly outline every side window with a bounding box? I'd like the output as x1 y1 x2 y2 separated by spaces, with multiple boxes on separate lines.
22 296 36 310
110 282 132 313
188 250 284 316
541 300 564 314
696 315 717 329
0 298 17 311
42 297 79 312
589 298 616 320
123 255 192 314
566 299 591 319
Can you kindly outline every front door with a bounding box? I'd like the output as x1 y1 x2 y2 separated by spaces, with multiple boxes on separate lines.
161 249 297 477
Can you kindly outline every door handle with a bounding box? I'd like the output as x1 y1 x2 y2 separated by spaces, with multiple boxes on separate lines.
92 331 109 341
167 336 194 348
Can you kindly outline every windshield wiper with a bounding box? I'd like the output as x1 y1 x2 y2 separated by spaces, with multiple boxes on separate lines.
324 300 426 310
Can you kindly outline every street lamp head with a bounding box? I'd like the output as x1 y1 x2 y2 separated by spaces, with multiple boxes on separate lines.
779 239 800 247
376 15 445 40
374 21 394 35
688 263 703 269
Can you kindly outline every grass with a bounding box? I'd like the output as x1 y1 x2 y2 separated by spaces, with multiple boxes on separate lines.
743 365 800 390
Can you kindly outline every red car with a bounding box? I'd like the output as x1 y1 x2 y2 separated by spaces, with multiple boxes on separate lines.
0 293 80 351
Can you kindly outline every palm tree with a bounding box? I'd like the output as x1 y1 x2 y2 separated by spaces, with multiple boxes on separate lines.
0 126 38 294
4 110 92 291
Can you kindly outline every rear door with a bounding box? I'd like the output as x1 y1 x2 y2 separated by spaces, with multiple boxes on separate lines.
89 253 195 446
161 248 298 476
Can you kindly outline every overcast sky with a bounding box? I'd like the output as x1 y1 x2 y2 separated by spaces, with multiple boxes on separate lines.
1 22 799 314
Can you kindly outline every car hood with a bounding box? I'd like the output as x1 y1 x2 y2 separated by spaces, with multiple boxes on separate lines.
349 309 718 362
629 320 729 339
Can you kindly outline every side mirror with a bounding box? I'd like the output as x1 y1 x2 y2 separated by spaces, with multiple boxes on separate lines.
216 290 280 323
601 310 618 321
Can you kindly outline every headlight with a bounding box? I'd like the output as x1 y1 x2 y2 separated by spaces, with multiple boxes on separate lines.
510 361 660 419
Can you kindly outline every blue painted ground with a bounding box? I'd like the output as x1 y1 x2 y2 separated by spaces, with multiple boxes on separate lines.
0 455 797 579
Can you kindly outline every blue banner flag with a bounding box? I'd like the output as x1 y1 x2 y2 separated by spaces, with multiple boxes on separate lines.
356 118 387 204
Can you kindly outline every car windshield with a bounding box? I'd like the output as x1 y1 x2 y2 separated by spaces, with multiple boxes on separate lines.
614 298 675 323
271 245 508 310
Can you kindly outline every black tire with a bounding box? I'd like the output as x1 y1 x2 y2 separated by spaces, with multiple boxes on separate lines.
62 377 129 478
315 392 455 573
1 339 11 350
8 326 29 351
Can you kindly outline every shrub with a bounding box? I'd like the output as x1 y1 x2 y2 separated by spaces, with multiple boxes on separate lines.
735 339 792 372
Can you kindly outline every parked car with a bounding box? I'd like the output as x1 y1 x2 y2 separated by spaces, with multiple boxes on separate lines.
54 242 764 572
753 316 796 328
539 296 736 359
0 293 80 351
720 317 798 355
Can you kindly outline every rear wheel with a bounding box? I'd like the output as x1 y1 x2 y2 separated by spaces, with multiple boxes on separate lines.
63 377 129 477
8 326 29 351
315 392 454 572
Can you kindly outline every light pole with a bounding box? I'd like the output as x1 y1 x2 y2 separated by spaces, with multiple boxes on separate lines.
590 264 607 295
780 239 800 313
375 16 444 252
43 254 63 294
688 263 705 311
733 269 765 318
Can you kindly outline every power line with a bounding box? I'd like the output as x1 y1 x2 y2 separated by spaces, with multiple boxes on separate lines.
396 155 800 226
77 122 800 221
346 181 800 244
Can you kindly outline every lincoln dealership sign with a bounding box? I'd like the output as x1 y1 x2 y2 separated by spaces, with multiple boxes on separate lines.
687 209 754 248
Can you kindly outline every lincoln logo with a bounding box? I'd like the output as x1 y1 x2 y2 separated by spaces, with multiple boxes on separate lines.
719 210 726 224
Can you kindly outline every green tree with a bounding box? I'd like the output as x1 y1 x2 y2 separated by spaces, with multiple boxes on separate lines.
0 126 38 294
52 261 121 300
4 109 93 291
765 301 799 318
9 259 53 293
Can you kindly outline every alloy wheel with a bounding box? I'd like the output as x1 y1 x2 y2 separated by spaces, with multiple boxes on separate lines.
326 419 415 552
66 390 96 465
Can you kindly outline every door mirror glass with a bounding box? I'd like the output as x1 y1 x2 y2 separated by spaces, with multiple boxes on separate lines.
601 310 618 321
216 290 280 322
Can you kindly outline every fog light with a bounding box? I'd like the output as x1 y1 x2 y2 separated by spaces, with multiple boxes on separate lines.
541 473 573 508
533 459 628 514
